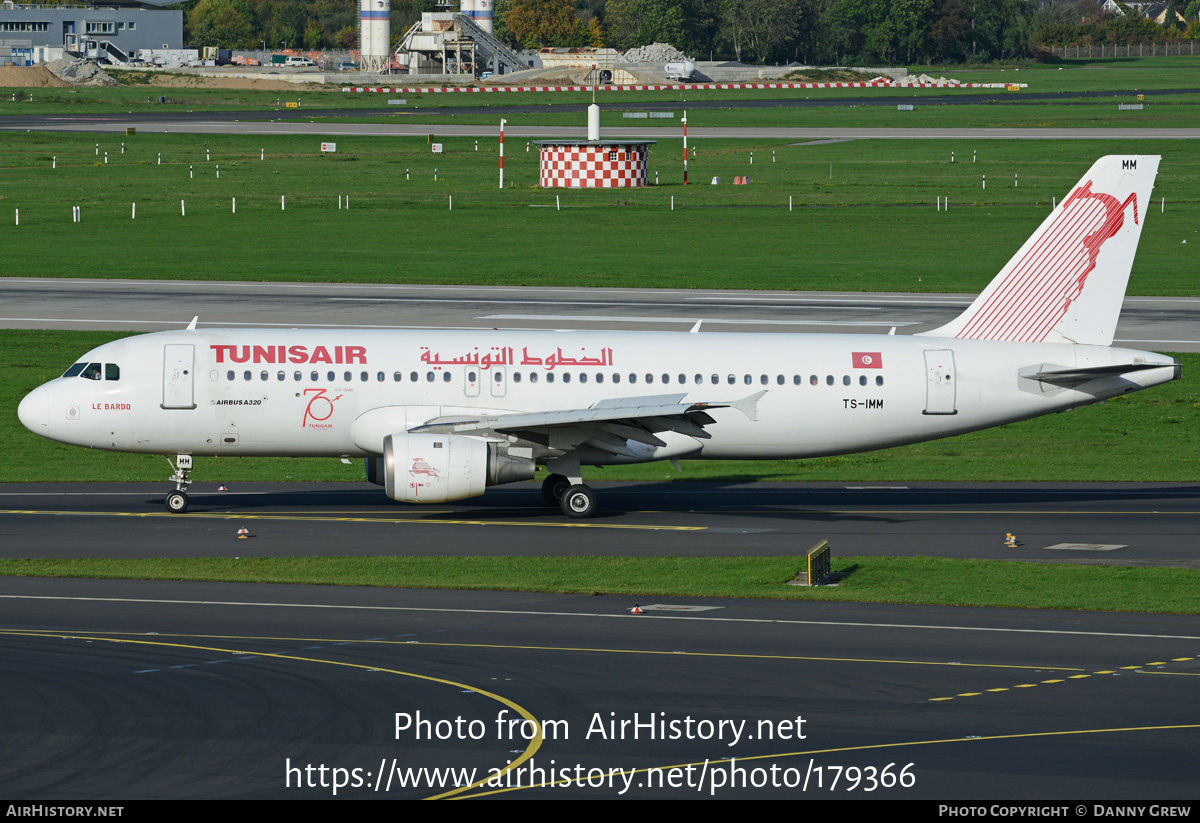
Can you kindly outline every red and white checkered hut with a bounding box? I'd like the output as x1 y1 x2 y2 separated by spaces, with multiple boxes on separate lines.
535 140 655 188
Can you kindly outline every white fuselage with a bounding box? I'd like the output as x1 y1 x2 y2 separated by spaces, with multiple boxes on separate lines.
18 327 1179 463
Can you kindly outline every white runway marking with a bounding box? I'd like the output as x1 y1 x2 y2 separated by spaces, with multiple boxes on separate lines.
2 594 1198 641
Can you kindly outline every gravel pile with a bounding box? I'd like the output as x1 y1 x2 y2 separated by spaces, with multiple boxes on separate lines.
895 73 960 86
621 42 689 63
45 59 121 87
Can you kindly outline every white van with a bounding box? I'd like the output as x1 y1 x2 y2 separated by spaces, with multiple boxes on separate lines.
284 56 316 68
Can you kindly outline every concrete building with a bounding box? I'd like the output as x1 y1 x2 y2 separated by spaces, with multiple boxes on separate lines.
0 0 181 65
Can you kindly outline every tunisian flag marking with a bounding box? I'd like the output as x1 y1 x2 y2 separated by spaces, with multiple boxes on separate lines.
852 352 883 369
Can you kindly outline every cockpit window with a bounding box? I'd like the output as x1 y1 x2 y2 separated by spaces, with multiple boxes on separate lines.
81 363 103 381
105 364 120 381
63 363 87 378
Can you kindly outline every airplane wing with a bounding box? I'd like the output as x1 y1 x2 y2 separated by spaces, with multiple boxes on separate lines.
410 391 766 457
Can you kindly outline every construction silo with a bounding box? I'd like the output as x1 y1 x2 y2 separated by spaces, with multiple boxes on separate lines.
359 0 391 72
460 0 493 35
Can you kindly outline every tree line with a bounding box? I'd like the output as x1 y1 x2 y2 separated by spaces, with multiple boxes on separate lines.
178 0 1195 63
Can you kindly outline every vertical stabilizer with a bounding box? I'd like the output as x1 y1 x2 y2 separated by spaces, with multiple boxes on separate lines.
918 155 1159 346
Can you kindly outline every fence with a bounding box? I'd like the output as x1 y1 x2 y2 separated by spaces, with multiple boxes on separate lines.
1042 41 1200 58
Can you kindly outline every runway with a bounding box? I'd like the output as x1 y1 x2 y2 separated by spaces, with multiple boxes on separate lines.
2 575 1198 799
4 277 1198 350
10 118 1200 140
2 482 1199 567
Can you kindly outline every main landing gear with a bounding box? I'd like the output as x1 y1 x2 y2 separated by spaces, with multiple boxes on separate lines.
542 473 598 519
165 454 193 513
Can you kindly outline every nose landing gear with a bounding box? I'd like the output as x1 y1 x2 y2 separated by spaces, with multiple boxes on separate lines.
165 454 193 513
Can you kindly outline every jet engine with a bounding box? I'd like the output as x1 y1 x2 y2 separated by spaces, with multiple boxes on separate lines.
378 432 534 503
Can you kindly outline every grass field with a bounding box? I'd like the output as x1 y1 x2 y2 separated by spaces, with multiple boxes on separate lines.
0 56 1191 117
1 133 1197 294
0 555 1195 613
5 331 1196 483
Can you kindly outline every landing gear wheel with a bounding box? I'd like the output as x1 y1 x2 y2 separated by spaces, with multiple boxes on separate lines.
541 473 571 506
559 484 597 519
165 490 189 514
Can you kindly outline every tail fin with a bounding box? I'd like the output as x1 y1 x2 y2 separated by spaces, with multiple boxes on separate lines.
918 155 1159 346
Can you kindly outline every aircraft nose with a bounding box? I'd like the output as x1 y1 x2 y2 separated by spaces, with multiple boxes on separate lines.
17 386 48 436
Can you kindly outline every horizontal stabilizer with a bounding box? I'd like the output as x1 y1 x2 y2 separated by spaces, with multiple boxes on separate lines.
1019 361 1175 386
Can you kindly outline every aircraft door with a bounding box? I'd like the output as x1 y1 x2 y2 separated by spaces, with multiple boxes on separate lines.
465 368 480 397
489 367 507 398
162 344 196 409
923 349 957 415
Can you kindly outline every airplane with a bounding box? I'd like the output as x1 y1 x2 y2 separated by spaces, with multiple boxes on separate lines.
17 155 1179 518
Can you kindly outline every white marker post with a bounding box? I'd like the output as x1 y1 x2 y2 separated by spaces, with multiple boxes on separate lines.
232 197 236 213
499 118 505 189
449 195 453 211
682 111 688 185
281 195 285 211
261 148 264 160
14 209 18 226
132 202 136 219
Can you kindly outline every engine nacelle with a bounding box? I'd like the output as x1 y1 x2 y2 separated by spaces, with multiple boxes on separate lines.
381 432 534 503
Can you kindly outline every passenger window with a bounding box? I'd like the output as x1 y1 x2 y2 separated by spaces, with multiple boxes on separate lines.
547 373 555 383
727 375 735 385
711 374 718 385
612 373 620 384
876 376 884 386
261 371 269 381
277 371 285 381
312 371 318 381
777 375 784 385
530 372 539 383
227 370 234 381
662 373 670 384
63 363 86 378
563 373 572 384
843 375 851 386
426 372 434 382
394 372 402 382
327 371 335 381
294 371 302 381
678 374 685 384
859 375 867 386
377 372 385 382
360 371 368 382
826 375 834 386
793 375 801 385
106 364 120 381
513 372 521 383
580 373 588 383
410 372 417 382
695 374 702 384
646 374 653 384
810 375 818 386
244 371 252 381
744 375 752 385
344 371 352 382
596 373 604 384
759 375 767 385
444 372 452 382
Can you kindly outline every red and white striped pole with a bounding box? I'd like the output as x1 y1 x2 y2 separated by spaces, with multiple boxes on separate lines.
499 118 506 189
682 111 688 185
